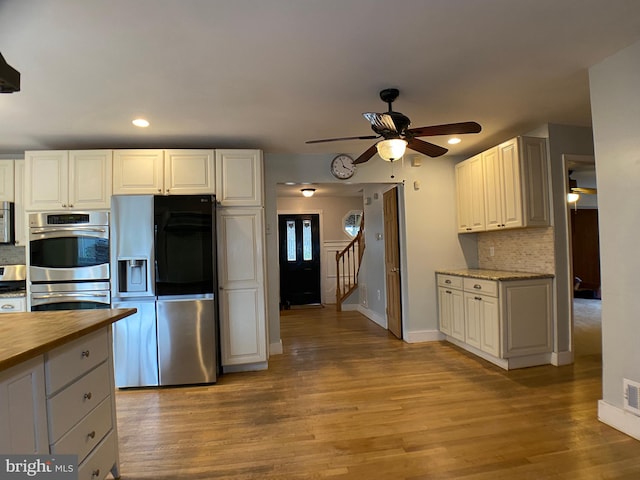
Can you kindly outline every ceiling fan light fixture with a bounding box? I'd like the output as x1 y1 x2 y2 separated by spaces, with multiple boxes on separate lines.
567 192 580 203
376 138 407 162
301 188 316 197
448 137 461 145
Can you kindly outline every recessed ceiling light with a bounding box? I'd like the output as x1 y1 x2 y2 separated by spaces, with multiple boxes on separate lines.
132 118 150 128
448 137 461 145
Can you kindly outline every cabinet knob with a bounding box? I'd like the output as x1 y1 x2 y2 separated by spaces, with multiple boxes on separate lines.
81 349 90 358
445 290 452 294
158 188 162 193
83 392 93 400
88 430 96 439
474 296 483 301
69 204 74 208
62 204 67 208
91 469 100 478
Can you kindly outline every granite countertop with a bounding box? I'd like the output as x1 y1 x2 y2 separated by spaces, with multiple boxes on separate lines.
0 308 136 372
436 268 555 281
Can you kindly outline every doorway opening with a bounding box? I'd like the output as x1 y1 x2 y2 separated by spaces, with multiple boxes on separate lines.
278 213 321 309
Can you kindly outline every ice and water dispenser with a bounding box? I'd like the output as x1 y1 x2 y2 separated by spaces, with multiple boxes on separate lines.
117 259 148 293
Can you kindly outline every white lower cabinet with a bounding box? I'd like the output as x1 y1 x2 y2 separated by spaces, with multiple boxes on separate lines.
45 327 120 480
437 272 553 369
217 207 267 368
0 356 49 454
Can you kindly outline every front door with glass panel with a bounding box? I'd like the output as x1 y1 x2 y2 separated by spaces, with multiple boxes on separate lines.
278 214 321 307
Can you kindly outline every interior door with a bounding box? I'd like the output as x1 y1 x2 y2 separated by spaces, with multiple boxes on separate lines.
278 214 321 307
383 187 402 338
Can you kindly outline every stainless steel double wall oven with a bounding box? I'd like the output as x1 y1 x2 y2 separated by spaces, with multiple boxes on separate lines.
29 211 110 310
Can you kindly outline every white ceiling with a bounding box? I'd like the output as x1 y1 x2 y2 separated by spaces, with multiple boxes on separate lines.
1 1 640 160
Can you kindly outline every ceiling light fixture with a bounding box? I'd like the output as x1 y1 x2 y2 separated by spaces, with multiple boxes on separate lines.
376 138 407 162
132 118 150 128
301 188 316 198
567 192 580 203
448 137 461 145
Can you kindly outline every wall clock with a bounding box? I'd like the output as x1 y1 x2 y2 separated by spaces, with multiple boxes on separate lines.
330 154 356 180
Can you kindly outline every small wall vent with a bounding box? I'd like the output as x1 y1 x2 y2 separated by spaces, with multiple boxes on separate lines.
623 379 640 416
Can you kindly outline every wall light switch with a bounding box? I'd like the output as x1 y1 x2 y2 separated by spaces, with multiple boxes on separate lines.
414 180 421 190
489 246 495 257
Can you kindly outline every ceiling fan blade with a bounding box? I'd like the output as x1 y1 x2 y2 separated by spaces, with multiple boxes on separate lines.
306 134 379 144
407 121 482 137
363 112 397 132
407 138 448 157
571 187 598 195
353 144 378 164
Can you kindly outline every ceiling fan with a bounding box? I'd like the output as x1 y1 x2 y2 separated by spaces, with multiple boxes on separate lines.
306 88 482 164
569 172 597 195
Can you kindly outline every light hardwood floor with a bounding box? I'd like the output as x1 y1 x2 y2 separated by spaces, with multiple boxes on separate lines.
115 305 640 479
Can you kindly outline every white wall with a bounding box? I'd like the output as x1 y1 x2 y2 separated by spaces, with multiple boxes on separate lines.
264 152 474 347
589 38 640 437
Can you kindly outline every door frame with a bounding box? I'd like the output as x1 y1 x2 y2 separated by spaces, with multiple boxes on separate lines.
277 209 326 304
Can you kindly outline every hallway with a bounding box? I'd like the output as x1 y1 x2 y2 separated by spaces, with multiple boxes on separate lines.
115 307 640 479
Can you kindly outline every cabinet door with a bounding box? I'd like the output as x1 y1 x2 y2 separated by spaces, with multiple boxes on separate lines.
520 136 550 227
0 159 15 201
13 159 26 246
456 154 485 233
483 146 503 230
464 292 482 349
450 288 465 341
0 296 26 313
497 138 523 229
69 150 112 209
164 149 215 195
479 294 500 357
438 286 452 336
215 150 263 206
113 149 164 195
0 356 49 454
217 207 267 365
25 151 69 210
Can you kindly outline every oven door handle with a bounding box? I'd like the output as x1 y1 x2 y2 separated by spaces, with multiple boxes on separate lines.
30 227 108 235
32 292 109 299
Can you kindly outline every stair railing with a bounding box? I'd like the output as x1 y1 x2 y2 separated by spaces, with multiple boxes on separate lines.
335 215 365 311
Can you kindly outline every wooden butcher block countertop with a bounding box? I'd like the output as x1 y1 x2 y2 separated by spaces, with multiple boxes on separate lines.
0 308 136 371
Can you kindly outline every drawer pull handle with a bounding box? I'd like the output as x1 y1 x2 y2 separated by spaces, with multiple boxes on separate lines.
445 290 452 294
91 468 100 478
445 279 451 284
84 392 93 400
473 284 482 290
1 304 15 309
474 296 483 301
81 350 90 358
88 430 96 439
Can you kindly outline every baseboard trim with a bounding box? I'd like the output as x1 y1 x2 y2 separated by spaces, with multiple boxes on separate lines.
222 362 268 374
598 400 640 441
269 339 283 356
404 330 445 343
357 305 386 329
551 350 574 366
340 303 359 311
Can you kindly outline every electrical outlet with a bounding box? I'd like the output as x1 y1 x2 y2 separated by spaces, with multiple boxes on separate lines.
377 290 381 301
489 246 495 257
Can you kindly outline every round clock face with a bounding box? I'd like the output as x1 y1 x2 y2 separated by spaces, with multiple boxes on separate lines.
331 154 356 180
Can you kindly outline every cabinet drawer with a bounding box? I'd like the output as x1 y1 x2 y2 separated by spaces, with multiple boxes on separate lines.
437 274 463 289
51 396 112 464
78 430 117 480
0 297 26 313
46 328 109 394
47 362 110 442
463 278 498 296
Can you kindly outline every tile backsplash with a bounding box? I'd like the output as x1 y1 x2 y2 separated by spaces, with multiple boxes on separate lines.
0 245 26 265
477 227 555 274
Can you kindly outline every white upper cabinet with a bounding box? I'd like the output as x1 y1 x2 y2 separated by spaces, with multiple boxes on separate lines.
13 159 26 246
456 136 550 233
113 149 215 195
25 150 112 211
215 150 263 206
455 154 485 233
0 160 15 201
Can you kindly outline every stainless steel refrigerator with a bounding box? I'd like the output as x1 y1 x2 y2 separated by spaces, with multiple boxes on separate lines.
111 194 218 387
